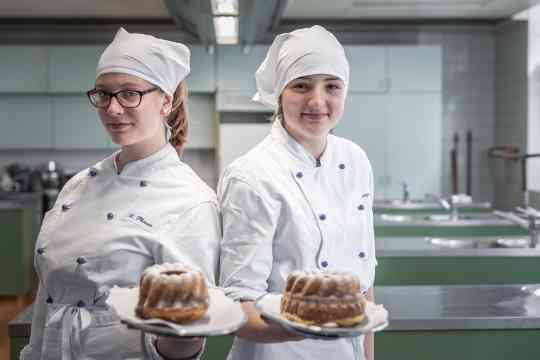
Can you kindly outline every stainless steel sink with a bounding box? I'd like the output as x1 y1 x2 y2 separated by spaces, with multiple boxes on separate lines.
375 200 491 211
427 238 479 249
495 238 530 248
424 214 474 222
379 214 414 222
425 236 533 249
376 212 516 227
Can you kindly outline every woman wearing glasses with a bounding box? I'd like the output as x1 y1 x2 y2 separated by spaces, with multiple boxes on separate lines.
21 28 219 360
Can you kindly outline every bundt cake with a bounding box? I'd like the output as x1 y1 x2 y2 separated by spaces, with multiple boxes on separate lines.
280 270 366 327
136 263 209 324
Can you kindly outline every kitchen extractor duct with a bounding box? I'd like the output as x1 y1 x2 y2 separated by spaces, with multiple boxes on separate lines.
165 0 215 45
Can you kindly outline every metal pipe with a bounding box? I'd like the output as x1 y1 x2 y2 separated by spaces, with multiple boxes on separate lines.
466 130 472 196
521 153 540 209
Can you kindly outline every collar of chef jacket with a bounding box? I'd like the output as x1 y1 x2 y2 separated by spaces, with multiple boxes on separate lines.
110 142 180 177
270 117 334 171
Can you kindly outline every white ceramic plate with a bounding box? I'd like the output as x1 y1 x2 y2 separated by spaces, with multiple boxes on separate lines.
255 293 388 340
106 286 246 337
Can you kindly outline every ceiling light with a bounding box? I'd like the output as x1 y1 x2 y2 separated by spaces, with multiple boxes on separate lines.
212 0 239 16
351 0 493 7
214 16 239 44
512 8 529 21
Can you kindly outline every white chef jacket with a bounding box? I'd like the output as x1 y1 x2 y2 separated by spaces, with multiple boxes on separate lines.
218 119 377 360
21 143 220 360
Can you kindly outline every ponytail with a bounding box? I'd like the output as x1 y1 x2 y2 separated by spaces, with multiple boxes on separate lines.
271 96 283 122
167 81 189 154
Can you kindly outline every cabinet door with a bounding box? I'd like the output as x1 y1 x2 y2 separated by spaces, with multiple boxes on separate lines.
219 123 271 172
0 47 48 93
187 46 215 93
53 95 109 149
333 94 387 199
0 96 53 148
49 46 105 93
185 95 215 149
217 45 269 93
385 93 442 199
388 46 442 92
345 46 387 93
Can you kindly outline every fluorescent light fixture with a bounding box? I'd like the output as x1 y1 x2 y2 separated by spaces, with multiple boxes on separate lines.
212 0 239 16
214 16 239 44
512 8 529 21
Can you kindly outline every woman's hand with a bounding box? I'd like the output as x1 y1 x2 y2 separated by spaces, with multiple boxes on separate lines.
155 335 204 360
234 301 304 343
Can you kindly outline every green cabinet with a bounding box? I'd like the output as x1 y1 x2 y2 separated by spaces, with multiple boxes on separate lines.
376 255 540 286
346 46 387 92
0 206 39 295
0 96 54 149
334 46 442 201
216 45 268 93
0 45 217 150
188 46 215 93
52 95 109 149
48 46 105 92
0 46 48 93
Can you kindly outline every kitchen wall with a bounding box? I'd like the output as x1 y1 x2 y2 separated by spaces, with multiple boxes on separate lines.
494 20 528 210
0 26 500 198
340 26 496 201
529 5 540 198
424 27 496 202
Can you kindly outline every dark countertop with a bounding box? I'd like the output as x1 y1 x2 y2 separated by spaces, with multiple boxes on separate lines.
10 284 540 336
376 236 540 257
8 305 33 337
378 284 540 330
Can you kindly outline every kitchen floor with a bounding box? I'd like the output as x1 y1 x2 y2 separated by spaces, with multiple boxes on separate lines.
0 295 34 360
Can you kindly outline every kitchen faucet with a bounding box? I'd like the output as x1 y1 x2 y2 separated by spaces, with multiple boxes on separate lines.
401 182 410 203
425 194 459 220
493 207 540 248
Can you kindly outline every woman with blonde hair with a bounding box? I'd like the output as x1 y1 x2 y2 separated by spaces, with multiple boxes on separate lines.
21 28 220 360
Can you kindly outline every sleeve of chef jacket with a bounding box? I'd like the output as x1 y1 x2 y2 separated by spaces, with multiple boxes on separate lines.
143 201 220 360
219 176 279 301
367 158 378 269
153 201 221 286
19 284 47 359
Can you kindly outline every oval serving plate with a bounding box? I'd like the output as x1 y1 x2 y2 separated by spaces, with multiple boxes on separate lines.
106 286 246 337
255 293 388 340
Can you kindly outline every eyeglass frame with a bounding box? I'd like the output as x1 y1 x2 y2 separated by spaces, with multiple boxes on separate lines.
86 87 160 109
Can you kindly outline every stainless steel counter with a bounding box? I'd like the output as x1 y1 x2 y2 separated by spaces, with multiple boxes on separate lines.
375 200 491 211
376 213 516 227
377 236 540 257
378 284 540 330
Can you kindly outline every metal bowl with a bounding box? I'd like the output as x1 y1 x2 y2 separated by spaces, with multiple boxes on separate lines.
495 238 530 248
426 237 478 249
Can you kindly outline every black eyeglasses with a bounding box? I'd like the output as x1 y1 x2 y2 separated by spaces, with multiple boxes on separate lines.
87 87 159 109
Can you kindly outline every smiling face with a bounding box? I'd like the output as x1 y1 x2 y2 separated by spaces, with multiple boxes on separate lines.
280 74 346 148
94 73 172 153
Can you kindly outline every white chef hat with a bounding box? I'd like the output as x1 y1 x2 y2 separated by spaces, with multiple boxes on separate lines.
96 28 190 96
253 25 349 110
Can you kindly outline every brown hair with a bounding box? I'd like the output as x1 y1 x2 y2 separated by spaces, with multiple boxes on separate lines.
166 81 189 154
271 96 283 122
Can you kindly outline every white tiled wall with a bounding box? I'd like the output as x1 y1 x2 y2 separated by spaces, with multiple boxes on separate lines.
412 28 496 202
529 6 540 195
